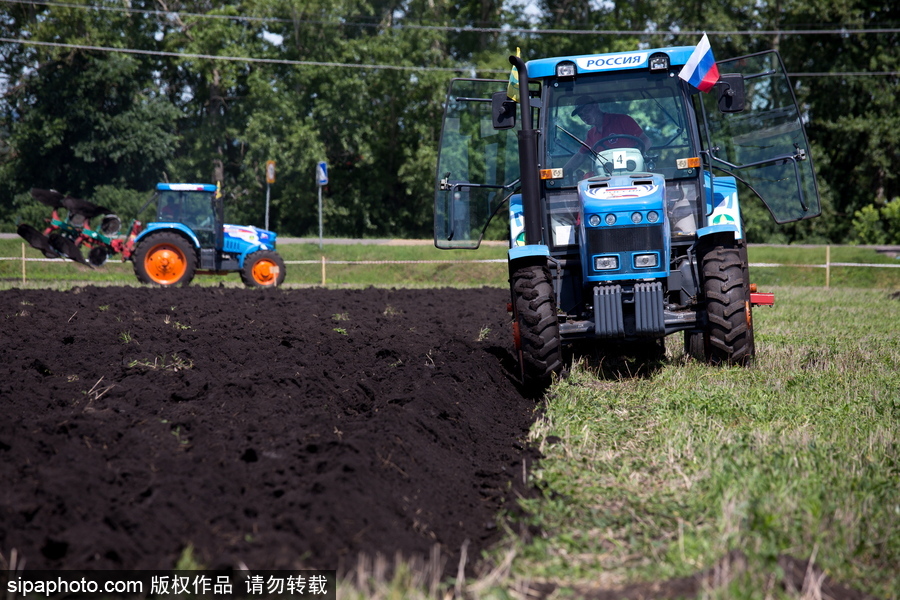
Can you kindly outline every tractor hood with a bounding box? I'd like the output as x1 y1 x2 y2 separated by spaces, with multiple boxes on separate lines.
577 173 670 283
223 224 277 249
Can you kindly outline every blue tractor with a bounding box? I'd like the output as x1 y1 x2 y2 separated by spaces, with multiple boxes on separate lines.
130 183 286 287
434 46 821 386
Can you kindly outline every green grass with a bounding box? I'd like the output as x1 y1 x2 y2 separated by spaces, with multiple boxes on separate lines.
503 286 900 599
749 244 900 289
0 238 509 288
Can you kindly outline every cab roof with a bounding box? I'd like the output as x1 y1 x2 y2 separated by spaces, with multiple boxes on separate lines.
526 46 695 79
156 183 217 192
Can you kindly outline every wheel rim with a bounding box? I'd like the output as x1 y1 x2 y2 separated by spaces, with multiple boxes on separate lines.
145 244 187 284
251 259 280 285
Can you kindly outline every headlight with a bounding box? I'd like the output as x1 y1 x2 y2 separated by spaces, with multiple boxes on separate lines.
649 54 670 71
647 211 659 223
634 254 658 268
588 214 601 227
605 214 617 225
556 62 576 78
631 212 642 224
594 256 619 270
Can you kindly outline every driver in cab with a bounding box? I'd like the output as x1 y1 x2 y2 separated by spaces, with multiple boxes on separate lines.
563 95 651 177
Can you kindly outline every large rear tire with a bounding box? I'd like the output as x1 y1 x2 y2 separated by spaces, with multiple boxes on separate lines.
133 232 196 286
241 250 286 288
510 261 563 389
688 240 755 365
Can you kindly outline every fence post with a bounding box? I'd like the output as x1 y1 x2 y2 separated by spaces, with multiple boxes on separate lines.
21 243 26 284
825 245 831 289
321 255 326 286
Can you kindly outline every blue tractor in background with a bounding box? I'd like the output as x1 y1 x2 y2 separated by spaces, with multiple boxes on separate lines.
433 46 821 387
131 183 286 287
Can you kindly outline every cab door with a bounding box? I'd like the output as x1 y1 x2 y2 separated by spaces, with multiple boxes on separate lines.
701 51 821 223
434 79 522 248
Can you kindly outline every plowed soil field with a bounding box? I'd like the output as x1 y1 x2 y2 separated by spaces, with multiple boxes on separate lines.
0 285 537 576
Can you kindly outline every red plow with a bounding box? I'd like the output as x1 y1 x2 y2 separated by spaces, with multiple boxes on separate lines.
17 188 141 267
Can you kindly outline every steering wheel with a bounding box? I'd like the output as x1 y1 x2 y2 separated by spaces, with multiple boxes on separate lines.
590 134 647 154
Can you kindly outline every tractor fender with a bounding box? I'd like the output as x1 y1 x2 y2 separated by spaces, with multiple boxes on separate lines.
696 223 740 242
134 223 201 249
508 243 549 263
236 243 272 269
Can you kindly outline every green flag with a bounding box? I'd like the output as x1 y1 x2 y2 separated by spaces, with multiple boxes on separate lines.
507 47 521 102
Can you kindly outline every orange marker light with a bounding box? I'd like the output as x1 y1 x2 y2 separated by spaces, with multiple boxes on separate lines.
676 157 702 169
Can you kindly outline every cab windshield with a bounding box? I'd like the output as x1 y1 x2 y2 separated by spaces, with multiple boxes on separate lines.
545 71 697 187
157 189 217 245
157 190 215 229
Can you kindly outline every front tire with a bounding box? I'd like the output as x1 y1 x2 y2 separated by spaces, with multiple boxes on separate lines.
690 240 755 365
241 250 286 287
510 261 563 388
133 232 196 286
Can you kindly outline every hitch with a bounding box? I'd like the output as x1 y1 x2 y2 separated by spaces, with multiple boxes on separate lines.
749 284 774 306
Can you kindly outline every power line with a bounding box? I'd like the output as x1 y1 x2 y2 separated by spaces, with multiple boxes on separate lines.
0 37 503 73
2 37 896 78
789 72 899 77
3 0 900 36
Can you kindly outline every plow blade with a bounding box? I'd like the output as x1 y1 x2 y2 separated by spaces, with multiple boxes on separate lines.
17 223 58 258
48 232 92 267
30 188 65 209
63 196 111 219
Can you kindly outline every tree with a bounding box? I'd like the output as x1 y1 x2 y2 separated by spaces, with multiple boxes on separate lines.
0 1 179 223
851 198 900 244
795 22 900 241
2 0 898 242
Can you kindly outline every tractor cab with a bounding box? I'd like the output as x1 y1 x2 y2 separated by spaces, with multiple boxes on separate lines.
153 183 221 248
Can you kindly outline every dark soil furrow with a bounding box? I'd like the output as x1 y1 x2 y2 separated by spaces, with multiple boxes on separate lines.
0 286 536 575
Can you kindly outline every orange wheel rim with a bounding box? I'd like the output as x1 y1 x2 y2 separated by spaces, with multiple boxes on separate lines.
145 244 187 284
251 259 279 285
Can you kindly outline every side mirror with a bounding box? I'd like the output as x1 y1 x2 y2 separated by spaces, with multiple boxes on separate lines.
716 73 746 113
491 91 517 129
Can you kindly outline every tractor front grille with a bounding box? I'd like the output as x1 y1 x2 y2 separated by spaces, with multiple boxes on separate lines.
585 225 664 254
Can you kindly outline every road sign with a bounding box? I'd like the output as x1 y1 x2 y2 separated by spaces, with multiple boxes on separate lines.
266 160 276 184
316 161 328 186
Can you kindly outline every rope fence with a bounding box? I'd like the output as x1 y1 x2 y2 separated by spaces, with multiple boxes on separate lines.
3 244 900 287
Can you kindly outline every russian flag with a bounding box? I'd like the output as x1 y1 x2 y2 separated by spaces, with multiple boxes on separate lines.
679 33 720 93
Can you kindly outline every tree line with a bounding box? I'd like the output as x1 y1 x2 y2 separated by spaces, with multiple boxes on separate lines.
1 0 897 243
